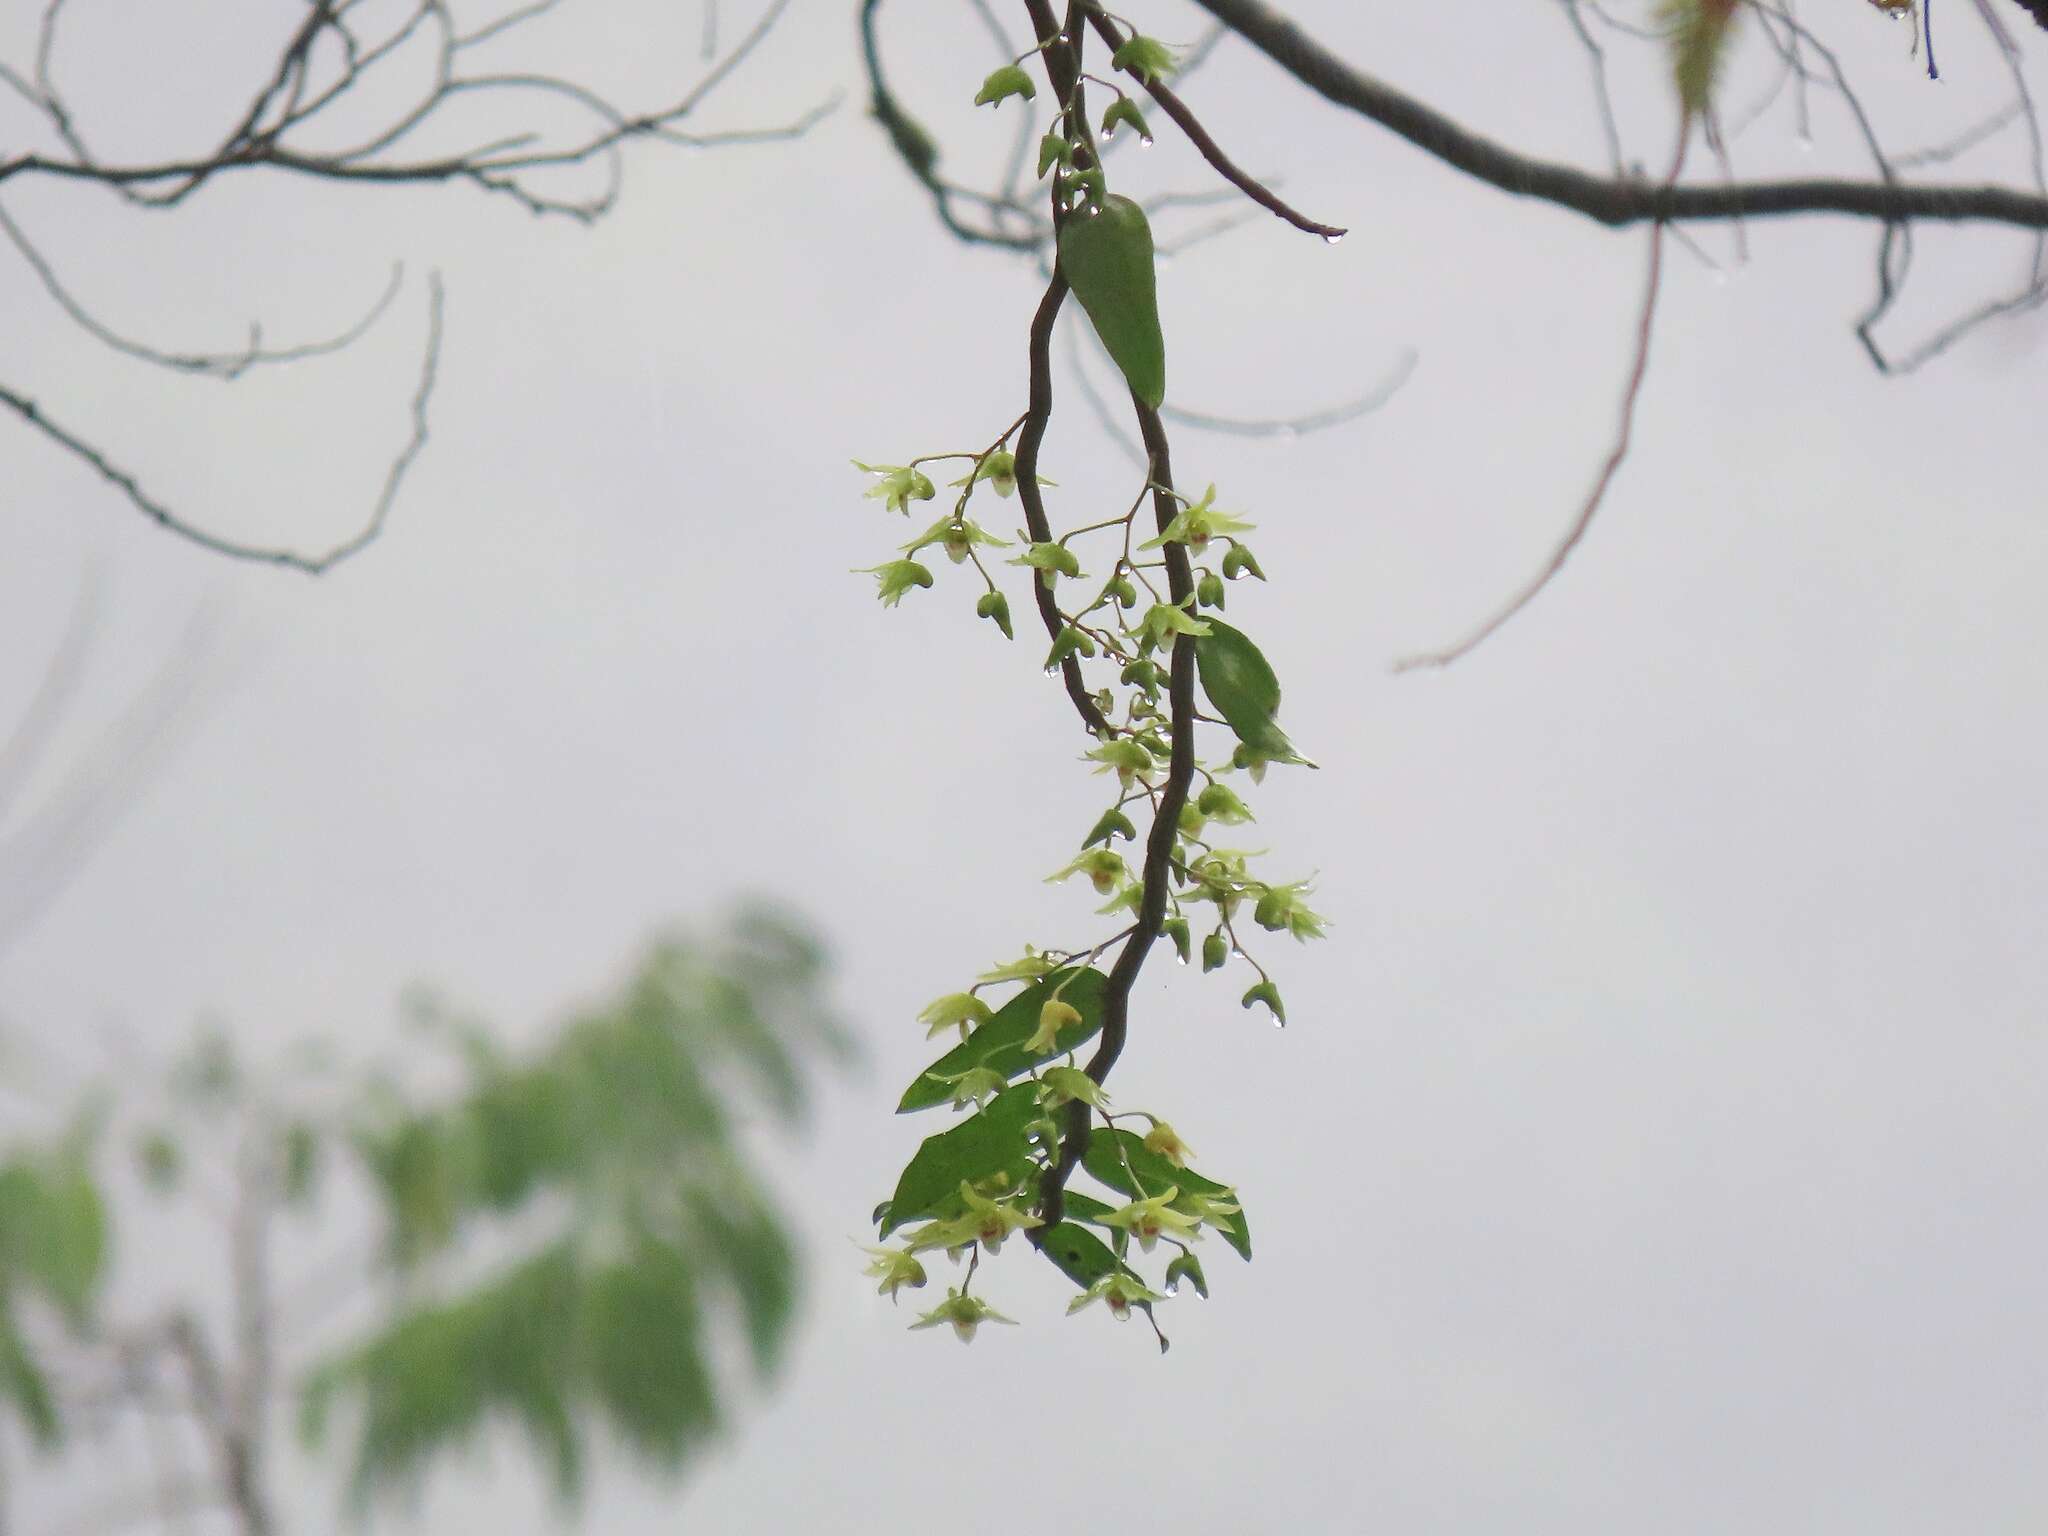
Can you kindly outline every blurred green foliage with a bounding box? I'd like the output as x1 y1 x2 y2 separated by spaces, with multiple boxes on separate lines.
1 908 845 1517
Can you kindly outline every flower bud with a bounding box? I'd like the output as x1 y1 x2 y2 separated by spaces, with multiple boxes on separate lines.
975 589 1014 639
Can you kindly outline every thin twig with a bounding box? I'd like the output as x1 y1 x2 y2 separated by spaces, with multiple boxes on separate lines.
1393 136 1687 673
1082 6 1347 241
0 277 442 573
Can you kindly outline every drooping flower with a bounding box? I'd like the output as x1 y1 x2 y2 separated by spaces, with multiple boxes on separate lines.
1109 33 1178 83
861 1245 928 1303
1138 484 1255 552
977 947 1058 985
1139 598 1211 647
852 459 936 515
1142 1120 1194 1168
901 516 1010 565
924 1065 1009 1111
1036 1065 1108 1110
916 992 992 1041
1175 1186 1243 1238
1024 996 1082 1055
1066 1271 1166 1320
910 1288 1018 1343
958 1181 1042 1255
1098 1186 1203 1252
1045 848 1129 895
973 64 1037 108
1009 540 1083 588
856 559 933 608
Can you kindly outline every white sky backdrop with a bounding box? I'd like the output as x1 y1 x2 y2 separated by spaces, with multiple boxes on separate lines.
3 0 2047 1531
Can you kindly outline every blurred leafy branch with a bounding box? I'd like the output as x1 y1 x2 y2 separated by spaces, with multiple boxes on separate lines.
0 911 847 1533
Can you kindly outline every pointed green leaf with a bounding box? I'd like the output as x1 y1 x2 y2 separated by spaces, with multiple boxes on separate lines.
895 968 1108 1112
1036 1219 1122 1290
1058 195 1166 408
1194 619 1313 767
878 1085 1041 1236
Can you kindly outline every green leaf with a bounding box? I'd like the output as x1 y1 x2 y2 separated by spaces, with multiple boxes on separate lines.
895 968 1108 1113
1081 1129 1251 1261
1194 619 1313 767
0 1154 107 1324
1036 1219 1123 1291
1058 195 1166 409
878 1085 1040 1236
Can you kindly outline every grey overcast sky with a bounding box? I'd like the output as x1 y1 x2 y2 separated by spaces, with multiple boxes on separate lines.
4 1 2047 1531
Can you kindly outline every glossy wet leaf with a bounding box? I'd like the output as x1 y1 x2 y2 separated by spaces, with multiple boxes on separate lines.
1195 619 1310 767
877 1084 1041 1236
895 968 1108 1113
1058 195 1166 408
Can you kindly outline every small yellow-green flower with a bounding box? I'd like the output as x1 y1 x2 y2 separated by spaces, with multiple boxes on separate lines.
852 459 936 515
1175 1186 1243 1238
1086 738 1155 790
1109 33 1178 83
911 1288 1018 1343
1067 1270 1166 1320
951 449 1052 500
1046 848 1129 895
861 1245 928 1302
902 516 1010 565
1141 598 1210 646
1037 1065 1107 1110
1099 1186 1203 1252
916 991 992 1041
1142 1120 1193 1168
856 559 933 608
924 1065 1008 1111
1010 540 1083 588
1024 996 1082 1055
1139 484 1254 551
977 947 1058 985
958 1181 1042 1255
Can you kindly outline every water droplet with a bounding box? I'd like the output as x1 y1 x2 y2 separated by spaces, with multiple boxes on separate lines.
1174 955 1187 967
1272 1017 1286 1029
1044 665 1060 677
1322 232 1346 246
1271 423 1298 443
1163 1280 1179 1296
1230 947 1245 959
1138 136 1154 150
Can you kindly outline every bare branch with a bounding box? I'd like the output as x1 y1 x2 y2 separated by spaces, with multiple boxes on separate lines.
0 277 443 574
1395 139 1684 672
0 203 406 378
1187 0 2048 229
